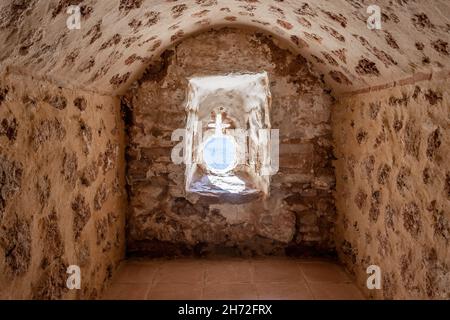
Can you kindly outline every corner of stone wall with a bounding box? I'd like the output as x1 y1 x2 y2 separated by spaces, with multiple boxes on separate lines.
332 78 450 299
0 73 127 299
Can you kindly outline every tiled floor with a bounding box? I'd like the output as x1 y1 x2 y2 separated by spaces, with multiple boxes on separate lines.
102 257 365 300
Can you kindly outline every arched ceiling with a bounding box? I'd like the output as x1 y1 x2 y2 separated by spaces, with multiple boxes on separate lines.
0 0 449 96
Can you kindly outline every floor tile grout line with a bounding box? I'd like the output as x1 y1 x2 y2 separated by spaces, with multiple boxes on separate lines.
201 262 206 300
296 263 317 300
105 258 364 300
250 260 260 300
146 260 163 299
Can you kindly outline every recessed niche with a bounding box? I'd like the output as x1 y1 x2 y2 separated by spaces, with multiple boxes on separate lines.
183 72 273 201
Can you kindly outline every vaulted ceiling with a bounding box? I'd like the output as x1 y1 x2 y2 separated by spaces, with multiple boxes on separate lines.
0 0 449 95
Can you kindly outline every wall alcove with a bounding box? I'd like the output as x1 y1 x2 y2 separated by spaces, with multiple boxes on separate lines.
0 0 449 300
122 27 336 257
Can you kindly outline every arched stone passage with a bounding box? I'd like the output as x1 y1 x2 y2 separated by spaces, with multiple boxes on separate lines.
0 0 449 300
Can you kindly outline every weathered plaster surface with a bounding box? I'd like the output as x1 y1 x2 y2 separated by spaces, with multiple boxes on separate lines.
0 73 126 299
0 0 449 95
333 79 450 299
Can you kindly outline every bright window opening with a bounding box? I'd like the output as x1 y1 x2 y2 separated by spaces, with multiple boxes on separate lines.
203 135 237 173
183 72 272 200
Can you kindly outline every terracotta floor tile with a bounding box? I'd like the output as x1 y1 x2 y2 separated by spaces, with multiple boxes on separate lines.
114 263 159 284
255 282 314 300
203 283 258 300
102 258 365 300
154 260 205 284
308 282 365 300
205 260 252 284
147 283 203 300
127 259 164 266
102 283 149 300
252 260 304 283
299 261 351 283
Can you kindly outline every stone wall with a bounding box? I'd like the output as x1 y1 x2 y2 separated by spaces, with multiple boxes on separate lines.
124 28 336 257
333 78 450 299
0 73 126 299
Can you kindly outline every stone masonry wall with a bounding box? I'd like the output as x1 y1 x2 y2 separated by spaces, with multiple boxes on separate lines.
0 73 126 299
333 78 450 299
124 28 336 257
